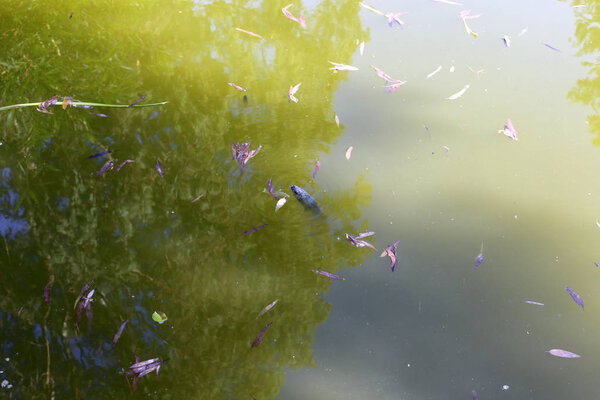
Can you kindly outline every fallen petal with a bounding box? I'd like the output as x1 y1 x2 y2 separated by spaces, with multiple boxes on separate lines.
235 27 264 39
548 349 581 358
446 84 470 100
311 269 344 280
345 146 353 160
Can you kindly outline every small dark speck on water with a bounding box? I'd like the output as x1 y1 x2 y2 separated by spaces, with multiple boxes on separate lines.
69 11 73 19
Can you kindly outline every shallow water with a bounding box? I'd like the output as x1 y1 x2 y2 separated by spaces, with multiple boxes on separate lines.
0 0 598 399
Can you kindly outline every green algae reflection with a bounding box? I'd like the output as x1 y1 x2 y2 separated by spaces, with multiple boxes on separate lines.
0 1 372 399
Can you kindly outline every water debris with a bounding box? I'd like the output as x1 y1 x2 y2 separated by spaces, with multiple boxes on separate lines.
543 42 562 52
235 27 264 39
116 159 134 171
252 322 273 347
242 224 267 236
312 161 321 179
433 0 463 5
257 299 279 317
124 358 164 384
499 119 518 140
152 311 168 324
62 96 72 110
359 41 365 56
380 240 401 271
472 390 478 400
95 160 115 176
334 114 340 126
386 81 406 92
90 112 110 118
594 262 599 268
155 161 165 177
345 233 376 250
191 193 205 203
2 98 168 113
275 197 287 211
459 10 480 38
518 27 528 36
565 287 584 309
548 349 581 358
426 65 442 79
127 94 146 108
36 95 59 114
345 146 353 160
466 65 485 78
288 83 302 103
112 320 129 349
227 82 248 92
524 300 545 306
371 65 400 83
266 179 280 199
232 142 262 170
282 4 306 27
329 61 359 72
473 253 485 270
88 150 114 159
501 35 511 47
446 84 470 100
75 285 95 330
359 3 407 27
43 280 53 303
311 269 344 280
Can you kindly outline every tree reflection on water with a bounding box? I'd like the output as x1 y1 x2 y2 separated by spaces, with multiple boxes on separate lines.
0 1 371 398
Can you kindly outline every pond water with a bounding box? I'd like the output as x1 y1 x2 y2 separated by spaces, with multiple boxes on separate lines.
0 0 598 399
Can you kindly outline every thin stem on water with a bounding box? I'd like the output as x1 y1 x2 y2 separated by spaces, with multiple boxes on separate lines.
0 101 168 112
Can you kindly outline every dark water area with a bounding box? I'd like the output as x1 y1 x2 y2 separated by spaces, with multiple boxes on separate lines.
0 0 598 399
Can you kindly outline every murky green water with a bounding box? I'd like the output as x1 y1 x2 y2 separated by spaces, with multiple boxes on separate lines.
0 0 598 398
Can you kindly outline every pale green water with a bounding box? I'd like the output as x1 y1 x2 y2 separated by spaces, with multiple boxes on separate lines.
0 0 598 399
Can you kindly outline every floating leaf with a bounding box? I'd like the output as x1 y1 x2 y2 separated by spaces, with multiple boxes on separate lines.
499 119 518 140
446 84 470 100
257 299 279 317
523 300 544 306
565 287 584 309
548 349 581 358
242 224 267 236
252 322 273 347
152 311 168 324
311 269 344 280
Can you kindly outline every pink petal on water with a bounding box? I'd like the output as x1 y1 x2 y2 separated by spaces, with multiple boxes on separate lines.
446 84 470 100
371 65 397 82
282 4 306 27
334 114 340 126
251 322 273 347
548 349 581 358
329 61 359 72
459 9 481 20
345 146 353 160
500 119 518 140
386 81 406 92
359 41 365 56
312 161 321 179
235 27 264 39
288 82 302 103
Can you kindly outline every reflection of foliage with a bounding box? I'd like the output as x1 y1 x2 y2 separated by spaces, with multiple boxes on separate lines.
564 1 600 144
0 0 371 398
